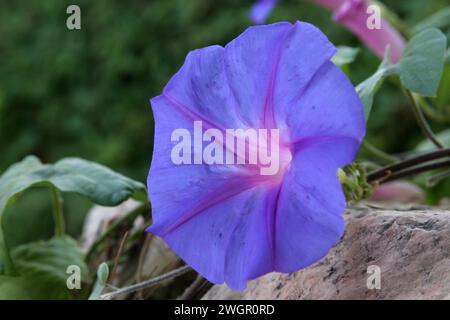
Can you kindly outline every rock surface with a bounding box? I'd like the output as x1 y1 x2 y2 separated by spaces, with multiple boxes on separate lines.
204 204 450 300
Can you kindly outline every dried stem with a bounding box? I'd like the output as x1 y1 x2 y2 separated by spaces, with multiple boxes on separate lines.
367 148 450 182
86 202 150 261
110 231 129 283
377 159 450 183
178 275 213 300
99 265 193 300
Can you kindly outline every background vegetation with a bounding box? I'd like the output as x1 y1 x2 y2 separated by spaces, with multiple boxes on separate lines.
0 0 449 299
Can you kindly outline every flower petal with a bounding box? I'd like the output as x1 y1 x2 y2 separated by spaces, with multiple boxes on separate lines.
148 95 252 235
148 95 275 289
224 22 293 127
163 45 245 130
282 61 365 144
272 21 337 132
274 137 359 272
162 186 277 290
225 21 336 130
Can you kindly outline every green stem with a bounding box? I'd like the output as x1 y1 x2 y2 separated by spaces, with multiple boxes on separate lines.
404 89 444 149
0 236 17 276
99 265 193 300
415 94 450 124
428 169 450 187
361 140 398 164
50 187 65 236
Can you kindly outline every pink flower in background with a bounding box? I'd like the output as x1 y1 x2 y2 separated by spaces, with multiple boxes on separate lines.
333 0 405 62
250 0 406 62
372 181 425 203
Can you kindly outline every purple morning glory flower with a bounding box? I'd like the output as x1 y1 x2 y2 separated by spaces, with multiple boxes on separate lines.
250 0 280 24
147 21 365 290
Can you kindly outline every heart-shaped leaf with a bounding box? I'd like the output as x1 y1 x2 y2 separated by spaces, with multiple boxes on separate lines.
398 28 447 97
11 236 89 284
0 156 146 274
0 236 89 299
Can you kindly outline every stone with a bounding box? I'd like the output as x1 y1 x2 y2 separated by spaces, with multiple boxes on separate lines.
203 204 450 300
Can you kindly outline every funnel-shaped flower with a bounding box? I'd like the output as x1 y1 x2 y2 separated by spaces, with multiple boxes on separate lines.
147 21 365 290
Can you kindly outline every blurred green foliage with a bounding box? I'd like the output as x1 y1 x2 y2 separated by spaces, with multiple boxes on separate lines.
0 0 449 243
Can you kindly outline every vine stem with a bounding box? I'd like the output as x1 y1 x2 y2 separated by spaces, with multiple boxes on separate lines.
99 265 193 300
404 89 444 149
377 159 450 183
0 239 17 275
367 148 450 182
428 169 450 187
415 94 450 124
50 187 65 236
361 140 398 164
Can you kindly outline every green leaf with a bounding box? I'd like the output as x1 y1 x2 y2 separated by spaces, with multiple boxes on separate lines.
412 7 450 34
0 156 146 215
331 46 360 67
0 276 37 299
398 28 447 97
0 155 146 274
356 51 397 121
88 262 109 300
0 236 89 299
11 236 88 283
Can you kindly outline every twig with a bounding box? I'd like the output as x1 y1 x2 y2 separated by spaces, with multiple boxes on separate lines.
110 231 129 283
367 148 450 182
376 159 450 183
86 202 150 261
178 275 213 300
99 265 193 300
136 234 153 283
135 233 153 300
